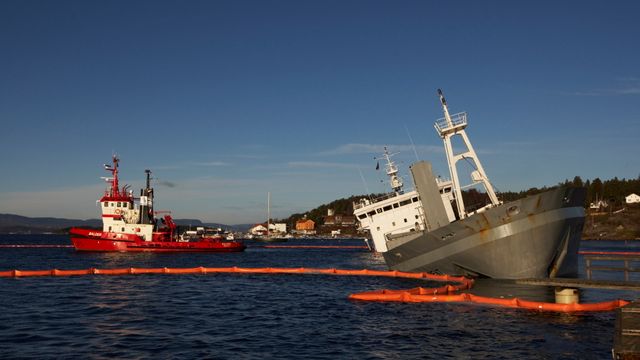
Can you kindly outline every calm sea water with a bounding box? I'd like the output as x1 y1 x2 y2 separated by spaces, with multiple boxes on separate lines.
0 235 638 359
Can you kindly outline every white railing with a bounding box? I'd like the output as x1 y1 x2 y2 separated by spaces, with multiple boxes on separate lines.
434 112 467 133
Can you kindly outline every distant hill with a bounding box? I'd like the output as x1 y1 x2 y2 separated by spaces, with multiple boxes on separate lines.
0 214 252 234
275 194 374 227
0 214 102 233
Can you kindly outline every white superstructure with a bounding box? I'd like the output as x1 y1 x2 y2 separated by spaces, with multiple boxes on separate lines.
98 158 157 241
353 148 455 252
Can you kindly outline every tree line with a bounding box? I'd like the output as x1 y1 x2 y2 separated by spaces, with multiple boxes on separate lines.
274 176 640 228
498 176 640 207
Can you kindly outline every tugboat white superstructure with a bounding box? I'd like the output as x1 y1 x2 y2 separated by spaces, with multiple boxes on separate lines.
70 156 246 252
354 90 585 279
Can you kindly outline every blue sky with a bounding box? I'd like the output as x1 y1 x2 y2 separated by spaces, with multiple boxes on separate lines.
1 0 639 224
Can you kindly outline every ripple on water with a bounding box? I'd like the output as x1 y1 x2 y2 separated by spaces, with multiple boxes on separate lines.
0 235 626 359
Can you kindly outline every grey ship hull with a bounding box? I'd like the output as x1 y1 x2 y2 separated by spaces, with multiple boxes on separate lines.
383 187 585 279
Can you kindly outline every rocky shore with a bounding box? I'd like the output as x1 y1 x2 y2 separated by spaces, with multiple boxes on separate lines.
582 205 640 240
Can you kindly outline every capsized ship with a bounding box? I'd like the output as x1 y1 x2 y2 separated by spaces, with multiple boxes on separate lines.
69 156 246 252
354 90 585 279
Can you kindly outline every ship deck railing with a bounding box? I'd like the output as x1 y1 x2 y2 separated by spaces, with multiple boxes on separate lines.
434 112 467 135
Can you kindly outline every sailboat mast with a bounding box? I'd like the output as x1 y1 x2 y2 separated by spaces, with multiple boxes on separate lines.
267 192 271 237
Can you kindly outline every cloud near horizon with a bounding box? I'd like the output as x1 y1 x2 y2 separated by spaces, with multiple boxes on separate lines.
567 78 640 96
287 161 359 169
319 143 443 156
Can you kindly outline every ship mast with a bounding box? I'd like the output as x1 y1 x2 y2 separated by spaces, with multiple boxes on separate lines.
267 192 271 237
434 89 499 218
103 155 121 197
377 147 404 194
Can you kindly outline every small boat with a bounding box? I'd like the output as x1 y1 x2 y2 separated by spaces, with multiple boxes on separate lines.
353 89 585 279
69 156 246 253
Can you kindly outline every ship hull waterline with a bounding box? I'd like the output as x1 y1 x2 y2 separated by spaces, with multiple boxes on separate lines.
70 230 246 253
383 187 585 279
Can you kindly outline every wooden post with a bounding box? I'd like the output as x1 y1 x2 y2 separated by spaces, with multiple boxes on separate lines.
626 260 630 282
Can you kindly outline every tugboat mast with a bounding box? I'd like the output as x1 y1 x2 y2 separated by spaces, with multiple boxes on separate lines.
103 155 122 197
434 89 499 218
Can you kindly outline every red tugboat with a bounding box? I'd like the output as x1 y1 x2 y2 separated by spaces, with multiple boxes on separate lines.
69 156 246 252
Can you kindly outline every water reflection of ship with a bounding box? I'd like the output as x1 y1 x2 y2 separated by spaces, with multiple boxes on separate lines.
354 89 585 279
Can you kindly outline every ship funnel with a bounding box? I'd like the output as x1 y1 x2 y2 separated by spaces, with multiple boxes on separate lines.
145 169 152 190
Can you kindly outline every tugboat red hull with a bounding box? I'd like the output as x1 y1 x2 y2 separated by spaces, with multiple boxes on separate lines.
70 228 246 253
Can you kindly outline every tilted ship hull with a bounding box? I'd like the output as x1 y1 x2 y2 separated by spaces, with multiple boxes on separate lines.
354 89 586 279
383 186 585 279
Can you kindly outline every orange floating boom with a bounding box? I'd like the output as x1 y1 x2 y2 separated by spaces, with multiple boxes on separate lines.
0 266 628 312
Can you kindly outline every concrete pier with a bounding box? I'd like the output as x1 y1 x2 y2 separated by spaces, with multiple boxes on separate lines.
515 278 640 291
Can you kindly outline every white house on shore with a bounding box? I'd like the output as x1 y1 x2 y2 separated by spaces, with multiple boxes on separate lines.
626 193 640 204
248 223 287 235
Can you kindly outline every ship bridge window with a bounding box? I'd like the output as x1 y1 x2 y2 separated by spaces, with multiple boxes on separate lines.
412 197 419 203
358 214 367 220
367 211 376 217
383 205 392 212
103 202 108 207
393 203 399 208
399 199 411 206
117 202 122 207
376 208 382 214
